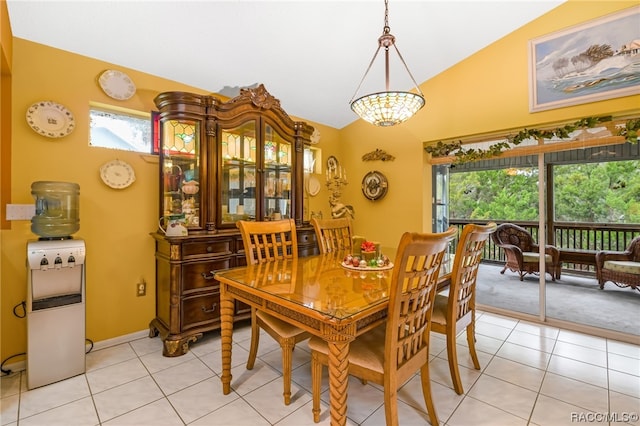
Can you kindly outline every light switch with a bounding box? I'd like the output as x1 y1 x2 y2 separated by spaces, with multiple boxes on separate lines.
6 204 36 220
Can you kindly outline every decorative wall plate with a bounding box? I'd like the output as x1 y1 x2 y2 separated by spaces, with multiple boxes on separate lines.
361 170 388 201
327 156 338 172
98 70 136 100
100 159 136 189
306 175 321 196
26 101 75 138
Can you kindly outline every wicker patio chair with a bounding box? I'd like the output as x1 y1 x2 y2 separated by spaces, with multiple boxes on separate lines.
595 236 640 291
491 223 560 281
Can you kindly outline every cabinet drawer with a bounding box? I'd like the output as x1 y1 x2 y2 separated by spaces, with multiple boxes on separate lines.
181 292 220 330
298 231 317 245
183 240 232 258
182 258 231 293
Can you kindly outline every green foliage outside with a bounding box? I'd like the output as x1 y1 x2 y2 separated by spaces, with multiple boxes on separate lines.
450 160 640 223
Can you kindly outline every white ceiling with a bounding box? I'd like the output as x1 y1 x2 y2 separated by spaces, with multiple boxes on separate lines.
6 0 564 129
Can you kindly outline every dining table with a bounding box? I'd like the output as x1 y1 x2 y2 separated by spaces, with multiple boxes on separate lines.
215 250 453 426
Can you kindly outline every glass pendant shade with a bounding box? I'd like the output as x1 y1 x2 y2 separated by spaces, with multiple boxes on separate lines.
350 0 425 127
351 91 425 127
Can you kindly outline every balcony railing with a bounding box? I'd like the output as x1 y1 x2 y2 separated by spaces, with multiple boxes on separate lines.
449 219 640 276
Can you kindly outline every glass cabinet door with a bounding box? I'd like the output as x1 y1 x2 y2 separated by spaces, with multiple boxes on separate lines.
220 121 257 224
263 124 291 220
161 119 200 228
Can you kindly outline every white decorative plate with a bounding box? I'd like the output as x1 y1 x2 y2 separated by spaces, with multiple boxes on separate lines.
100 159 136 189
98 70 136 100
26 101 75 138
306 175 321 196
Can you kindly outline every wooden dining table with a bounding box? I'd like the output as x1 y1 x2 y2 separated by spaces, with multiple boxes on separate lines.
215 251 453 426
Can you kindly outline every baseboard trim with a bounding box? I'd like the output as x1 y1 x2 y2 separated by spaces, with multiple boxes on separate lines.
2 329 150 375
88 330 149 352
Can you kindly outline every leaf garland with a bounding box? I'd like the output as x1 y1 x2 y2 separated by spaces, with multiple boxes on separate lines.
425 116 639 164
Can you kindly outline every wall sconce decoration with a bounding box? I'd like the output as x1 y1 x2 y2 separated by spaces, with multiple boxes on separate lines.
326 162 355 219
362 149 396 162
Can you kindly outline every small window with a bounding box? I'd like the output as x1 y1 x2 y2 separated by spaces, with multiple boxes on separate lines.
89 105 151 153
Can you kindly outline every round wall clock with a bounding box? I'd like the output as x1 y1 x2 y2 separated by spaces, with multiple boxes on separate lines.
361 170 388 201
326 156 338 172
100 159 136 189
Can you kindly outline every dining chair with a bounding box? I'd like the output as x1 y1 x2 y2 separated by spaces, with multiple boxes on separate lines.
431 222 497 395
310 217 353 253
236 219 310 405
308 226 457 426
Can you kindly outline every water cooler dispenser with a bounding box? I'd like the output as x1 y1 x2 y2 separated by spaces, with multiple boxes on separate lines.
26 181 85 389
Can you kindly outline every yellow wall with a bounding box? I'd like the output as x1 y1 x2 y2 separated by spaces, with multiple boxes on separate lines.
0 39 335 361
337 0 639 253
2 1 639 361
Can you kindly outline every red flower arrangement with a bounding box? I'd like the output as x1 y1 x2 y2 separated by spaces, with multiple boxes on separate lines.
361 240 376 253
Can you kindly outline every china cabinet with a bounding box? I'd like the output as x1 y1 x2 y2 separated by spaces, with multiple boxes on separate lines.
150 85 318 356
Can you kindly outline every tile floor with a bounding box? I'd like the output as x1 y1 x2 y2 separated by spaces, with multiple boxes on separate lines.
1 311 639 426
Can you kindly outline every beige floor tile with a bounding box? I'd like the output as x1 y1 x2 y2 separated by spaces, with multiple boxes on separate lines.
507 329 557 353
229 359 283 396
530 394 607 426
467 374 537 419
608 339 640 360
86 357 148 394
540 372 609 413
188 397 271 426
0 393 19 426
86 343 137 372
19 375 90 419
608 351 640 376
447 395 528 426
483 356 545 391
609 369 640 398
18 396 98 426
102 398 183 426
242 376 312 423
93 376 164 423
547 354 608 388
514 321 560 339
552 340 607 367
152 357 214 396
557 329 607 351
609 390 640 426
9 306 640 426
168 377 239 424
496 341 552 370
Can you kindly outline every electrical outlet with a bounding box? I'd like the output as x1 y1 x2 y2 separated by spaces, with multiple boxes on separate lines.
136 280 146 297
6 204 36 220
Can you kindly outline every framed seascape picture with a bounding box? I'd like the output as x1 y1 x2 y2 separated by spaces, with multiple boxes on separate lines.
529 6 640 112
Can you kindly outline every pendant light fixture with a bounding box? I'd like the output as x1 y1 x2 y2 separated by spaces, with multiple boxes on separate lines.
350 0 425 127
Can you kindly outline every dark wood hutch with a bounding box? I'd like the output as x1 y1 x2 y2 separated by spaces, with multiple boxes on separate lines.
150 85 318 356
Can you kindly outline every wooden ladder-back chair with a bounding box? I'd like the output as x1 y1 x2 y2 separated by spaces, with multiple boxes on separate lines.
311 217 353 253
308 227 457 426
431 222 497 395
491 223 559 281
236 219 310 405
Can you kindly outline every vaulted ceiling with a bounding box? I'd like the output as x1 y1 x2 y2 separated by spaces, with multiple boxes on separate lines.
6 1 564 128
